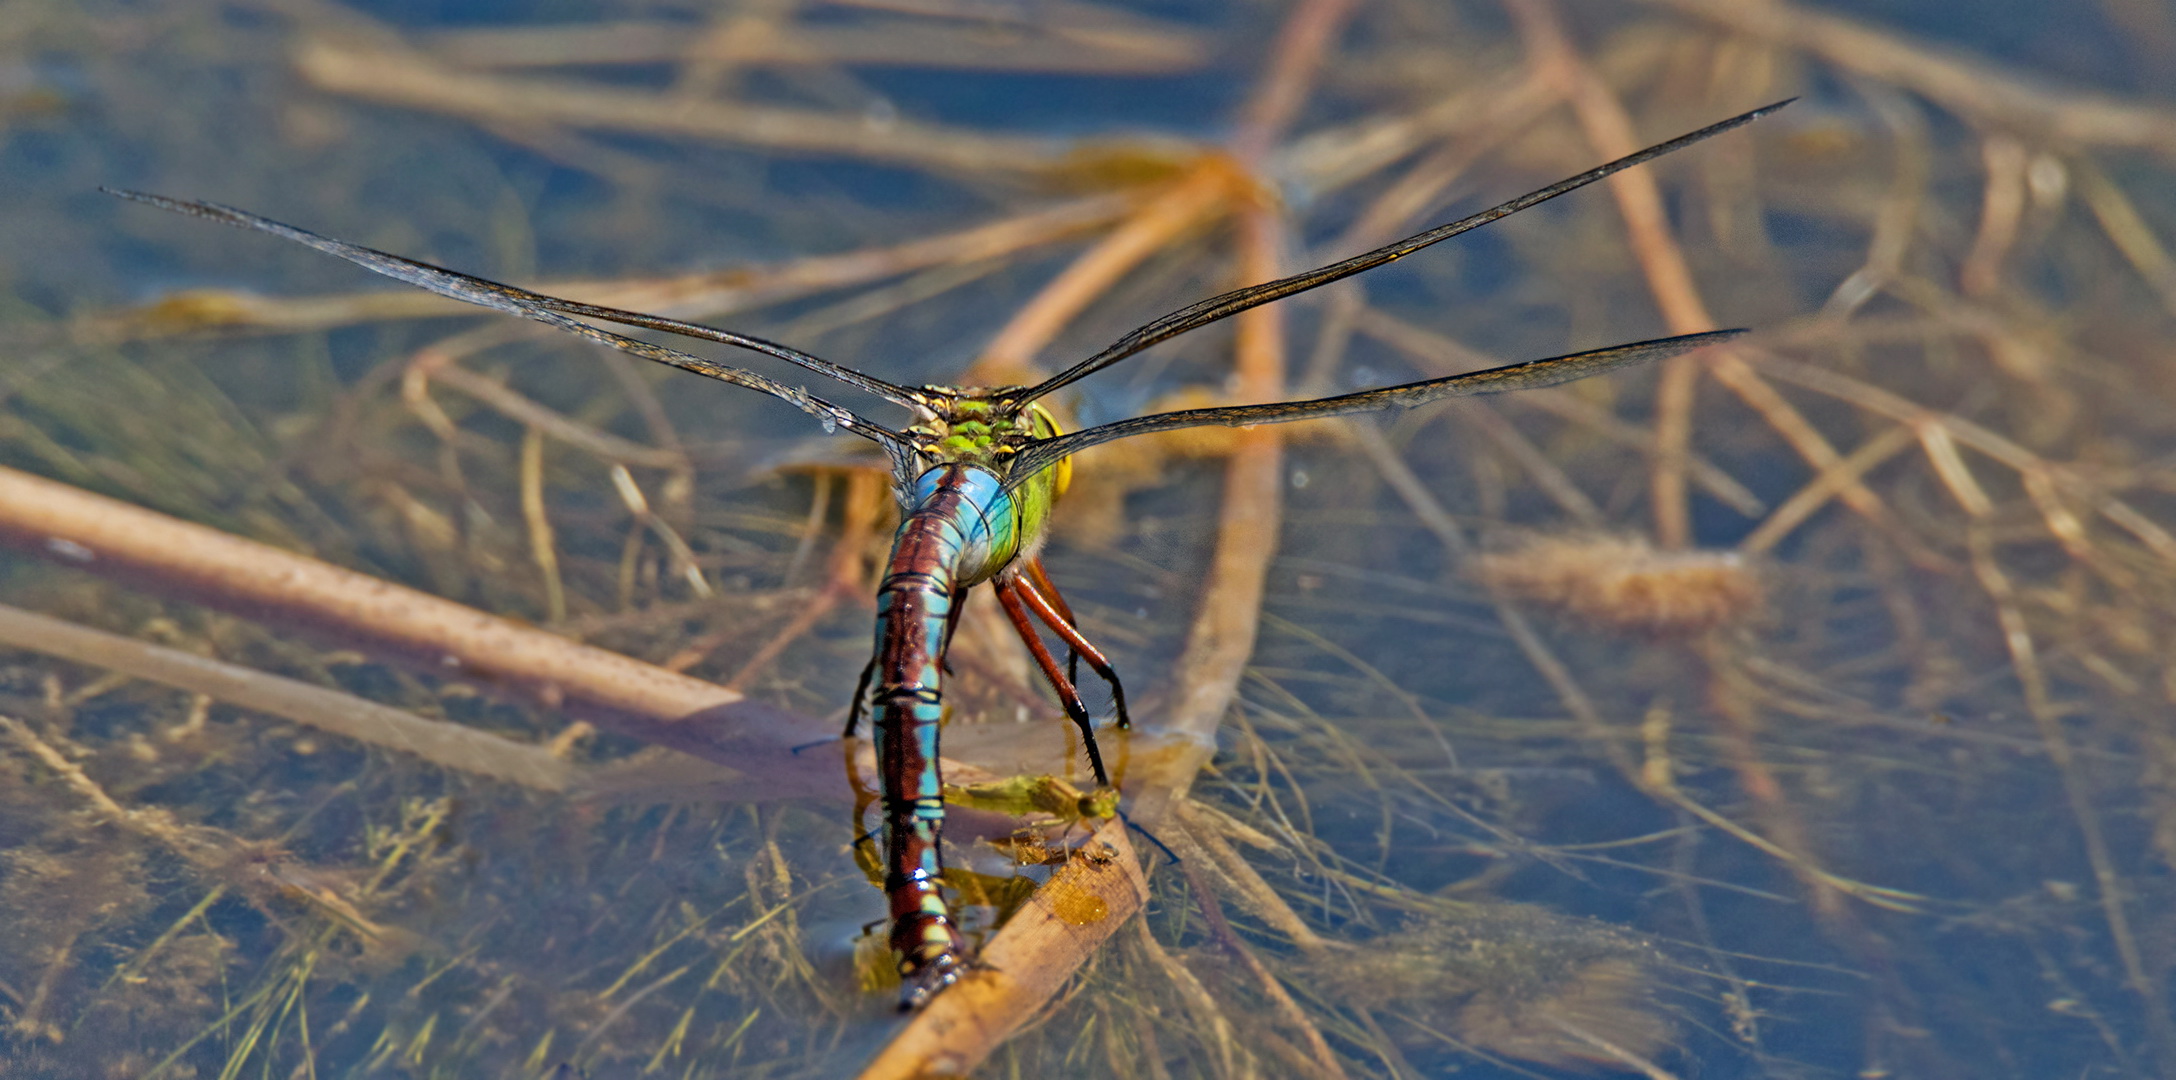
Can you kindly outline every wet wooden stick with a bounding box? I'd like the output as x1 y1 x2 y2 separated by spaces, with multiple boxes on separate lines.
852 818 1148 1080
0 463 882 799
0 603 573 791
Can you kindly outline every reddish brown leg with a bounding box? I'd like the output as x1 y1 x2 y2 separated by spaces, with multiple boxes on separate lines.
1023 557 1081 683
938 583 967 675
1010 570 1131 731
994 577 1111 785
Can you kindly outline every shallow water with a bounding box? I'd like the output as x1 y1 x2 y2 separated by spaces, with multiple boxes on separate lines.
4 1 2176 1077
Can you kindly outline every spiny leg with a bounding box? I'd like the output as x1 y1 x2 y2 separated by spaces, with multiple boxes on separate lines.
1011 568 1130 731
938 583 968 677
1022 557 1081 684
843 655 877 738
993 576 1111 786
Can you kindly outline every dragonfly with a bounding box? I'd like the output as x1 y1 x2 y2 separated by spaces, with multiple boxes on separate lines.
109 97 1784 1009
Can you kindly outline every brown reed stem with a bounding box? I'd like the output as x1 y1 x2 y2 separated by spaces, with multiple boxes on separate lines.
0 603 573 791
0 463 880 801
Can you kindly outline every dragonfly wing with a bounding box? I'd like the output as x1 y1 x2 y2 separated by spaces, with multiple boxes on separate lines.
494 297 923 410
1001 329 1744 492
1012 100 1791 405
104 188 916 453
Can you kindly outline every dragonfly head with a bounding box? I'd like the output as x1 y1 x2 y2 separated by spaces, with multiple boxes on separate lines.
900 387 1072 499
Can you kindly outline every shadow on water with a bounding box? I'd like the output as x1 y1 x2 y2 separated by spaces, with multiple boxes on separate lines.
4 0 2176 1076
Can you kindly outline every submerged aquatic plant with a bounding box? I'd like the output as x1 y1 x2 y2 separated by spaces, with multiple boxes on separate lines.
1470 533 1765 637
1306 905 1675 1070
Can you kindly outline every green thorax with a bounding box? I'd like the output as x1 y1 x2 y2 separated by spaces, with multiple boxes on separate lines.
900 388 1072 584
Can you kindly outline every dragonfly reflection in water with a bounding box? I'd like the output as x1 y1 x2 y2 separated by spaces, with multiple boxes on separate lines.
110 98 1786 1009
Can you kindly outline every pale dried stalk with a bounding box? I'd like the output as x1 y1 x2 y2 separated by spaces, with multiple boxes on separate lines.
1127 917 1249 1080
1169 802 1330 952
721 470 885 690
1134 203 1293 809
519 426 567 624
1438 13 1932 913
1356 414 1916 909
1179 857 1350 1080
1459 403 1605 526
422 14 1208 75
1757 354 2176 563
0 713 217 855
1739 424 1915 555
2073 161 2176 319
1323 83 1559 254
1917 421 1996 518
1228 0 1361 163
427 365 688 470
1960 134 2030 297
568 192 1138 319
294 39 1064 176
1633 0 2176 161
1507 0 1717 547
1818 83 1930 320
1511 0 1897 556
968 163 1238 384
1634 700 1921 912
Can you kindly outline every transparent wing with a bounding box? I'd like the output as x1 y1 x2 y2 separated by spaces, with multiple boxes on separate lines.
1002 330 1744 492
105 189 918 452
1010 100 1791 405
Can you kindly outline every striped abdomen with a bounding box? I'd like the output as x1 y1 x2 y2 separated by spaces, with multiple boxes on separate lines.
872 464 1020 1008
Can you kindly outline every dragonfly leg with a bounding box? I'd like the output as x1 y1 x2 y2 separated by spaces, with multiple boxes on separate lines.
937 583 967 677
993 577 1111 786
1022 558 1080 685
1011 568 1131 732
842 655 877 738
